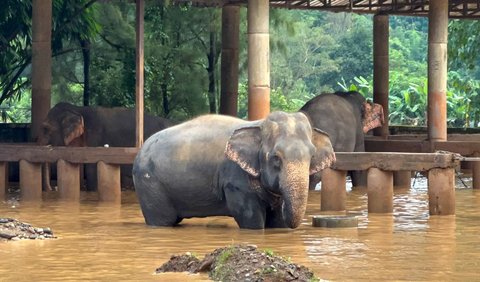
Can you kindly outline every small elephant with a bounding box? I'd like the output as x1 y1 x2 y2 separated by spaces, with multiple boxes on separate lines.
37 102 174 191
300 91 384 188
133 112 335 229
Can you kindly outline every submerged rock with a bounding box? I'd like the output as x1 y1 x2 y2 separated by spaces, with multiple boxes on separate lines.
0 218 56 241
156 244 319 281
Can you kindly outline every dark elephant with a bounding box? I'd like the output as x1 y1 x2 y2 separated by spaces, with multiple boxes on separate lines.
37 102 174 191
300 91 384 188
133 112 335 229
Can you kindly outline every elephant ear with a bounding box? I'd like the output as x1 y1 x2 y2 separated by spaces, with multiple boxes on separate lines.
61 110 85 146
310 128 336 175
362 101 385 133
225 126 262 177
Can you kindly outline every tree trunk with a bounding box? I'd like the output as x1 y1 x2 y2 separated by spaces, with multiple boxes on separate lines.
80 39 91 106
207 30 217 113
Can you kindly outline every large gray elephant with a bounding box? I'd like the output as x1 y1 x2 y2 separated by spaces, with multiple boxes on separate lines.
37 102 174 190
300 91 384 188
133 112 335 229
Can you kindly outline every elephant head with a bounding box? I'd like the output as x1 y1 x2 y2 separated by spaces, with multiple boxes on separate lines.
225 111 335 228
362 100 384 133
37 103 86 147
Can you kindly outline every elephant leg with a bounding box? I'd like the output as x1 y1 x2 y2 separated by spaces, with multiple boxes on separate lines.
265 208 288 228
225 185 266 229
135 178 180 226
85 164 97 191
350 171 367 189
309 173 321 190
42 163 54 191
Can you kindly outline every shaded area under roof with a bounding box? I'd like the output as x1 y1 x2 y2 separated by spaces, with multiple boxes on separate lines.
174 0 480 19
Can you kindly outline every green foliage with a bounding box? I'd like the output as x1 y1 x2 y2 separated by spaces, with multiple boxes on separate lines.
210 246 234 281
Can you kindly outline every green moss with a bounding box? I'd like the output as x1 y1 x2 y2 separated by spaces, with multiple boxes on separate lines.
210 246 235 281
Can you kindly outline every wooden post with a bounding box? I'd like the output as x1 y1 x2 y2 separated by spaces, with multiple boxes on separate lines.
219 5 240 117
57 160 80 201
394 171 411 189
97 161 121 203
247 0 270 120
428 0 448 142
0 162 7 199
367 167 393 213
20 160 42 201
135 0 145 147
321 168 347 211
428 168 455 215
472 152 480 189
373 13 389 138
31 0 52 141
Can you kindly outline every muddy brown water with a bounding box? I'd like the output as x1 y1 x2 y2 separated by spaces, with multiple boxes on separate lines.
1 176 480 281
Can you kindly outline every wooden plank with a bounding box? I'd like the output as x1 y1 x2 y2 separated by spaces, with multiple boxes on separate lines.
332 152 460 171
20 160 42 201
365 139 431 152
0 145 138 164
428 168 455 215
0 162 7 199
135 0 145 148
97 161 121 203
57 160 80 201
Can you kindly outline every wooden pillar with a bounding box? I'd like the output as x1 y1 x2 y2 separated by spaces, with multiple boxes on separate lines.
373 13 389 138
428 168 455 215
31 0 52 140
219 5 240 117
247 0 270 120
321 168 347 211
135 0 145 147
20 160 42 201
394 171 411 189
472 152 480 189
427 0 448 141
0 162 7 199
367 168 393 213
57 160 80 201
97 161 121 203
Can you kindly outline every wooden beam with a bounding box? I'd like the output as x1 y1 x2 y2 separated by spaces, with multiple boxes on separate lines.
20 160 42 201
57 160 80 201
135 0 145 147
332 152 460 171
0 162 7 200
373 13 389 138
97 161 121 203
0 145 138 164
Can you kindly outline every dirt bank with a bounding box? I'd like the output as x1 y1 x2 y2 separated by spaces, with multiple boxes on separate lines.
156 244 319 281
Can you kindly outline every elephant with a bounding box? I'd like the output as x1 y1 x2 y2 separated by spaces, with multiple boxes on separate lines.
37 102 174 191
133 111 335 229
300 91 384 189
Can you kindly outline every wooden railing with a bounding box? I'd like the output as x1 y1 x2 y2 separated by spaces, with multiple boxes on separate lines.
0 144 462 216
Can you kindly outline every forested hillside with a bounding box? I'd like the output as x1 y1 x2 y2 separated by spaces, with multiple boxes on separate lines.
1 1 479 126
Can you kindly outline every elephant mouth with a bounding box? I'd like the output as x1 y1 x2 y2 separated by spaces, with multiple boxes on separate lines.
363 102 385 133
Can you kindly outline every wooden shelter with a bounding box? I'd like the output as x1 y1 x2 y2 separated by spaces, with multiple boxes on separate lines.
6 0 480 215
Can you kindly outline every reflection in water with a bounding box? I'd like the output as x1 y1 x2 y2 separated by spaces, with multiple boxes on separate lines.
1 178 480 281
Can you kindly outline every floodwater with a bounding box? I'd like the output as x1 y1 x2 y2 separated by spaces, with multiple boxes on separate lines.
1 175 480 281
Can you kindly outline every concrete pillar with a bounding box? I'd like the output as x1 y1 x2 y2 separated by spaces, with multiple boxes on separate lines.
220 5 240 117
57 160 80 201
247 0 270 120
0 162 7 199
427 0 448 141
472 152 480 189
321 168 347 211
394 171 411 189
428 168 455 215
97 161 121 203
367 168 393 213
20 160 42 201
373 13 389 138
31 0 52 140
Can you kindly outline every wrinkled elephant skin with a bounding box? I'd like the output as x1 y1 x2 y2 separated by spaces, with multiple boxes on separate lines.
38 102 174 191
133 112 335 229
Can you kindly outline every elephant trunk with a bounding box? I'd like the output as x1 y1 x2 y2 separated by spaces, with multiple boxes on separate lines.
280 161 310 229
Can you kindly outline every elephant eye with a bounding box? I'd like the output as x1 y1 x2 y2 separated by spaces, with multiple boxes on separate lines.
271 154 282 169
